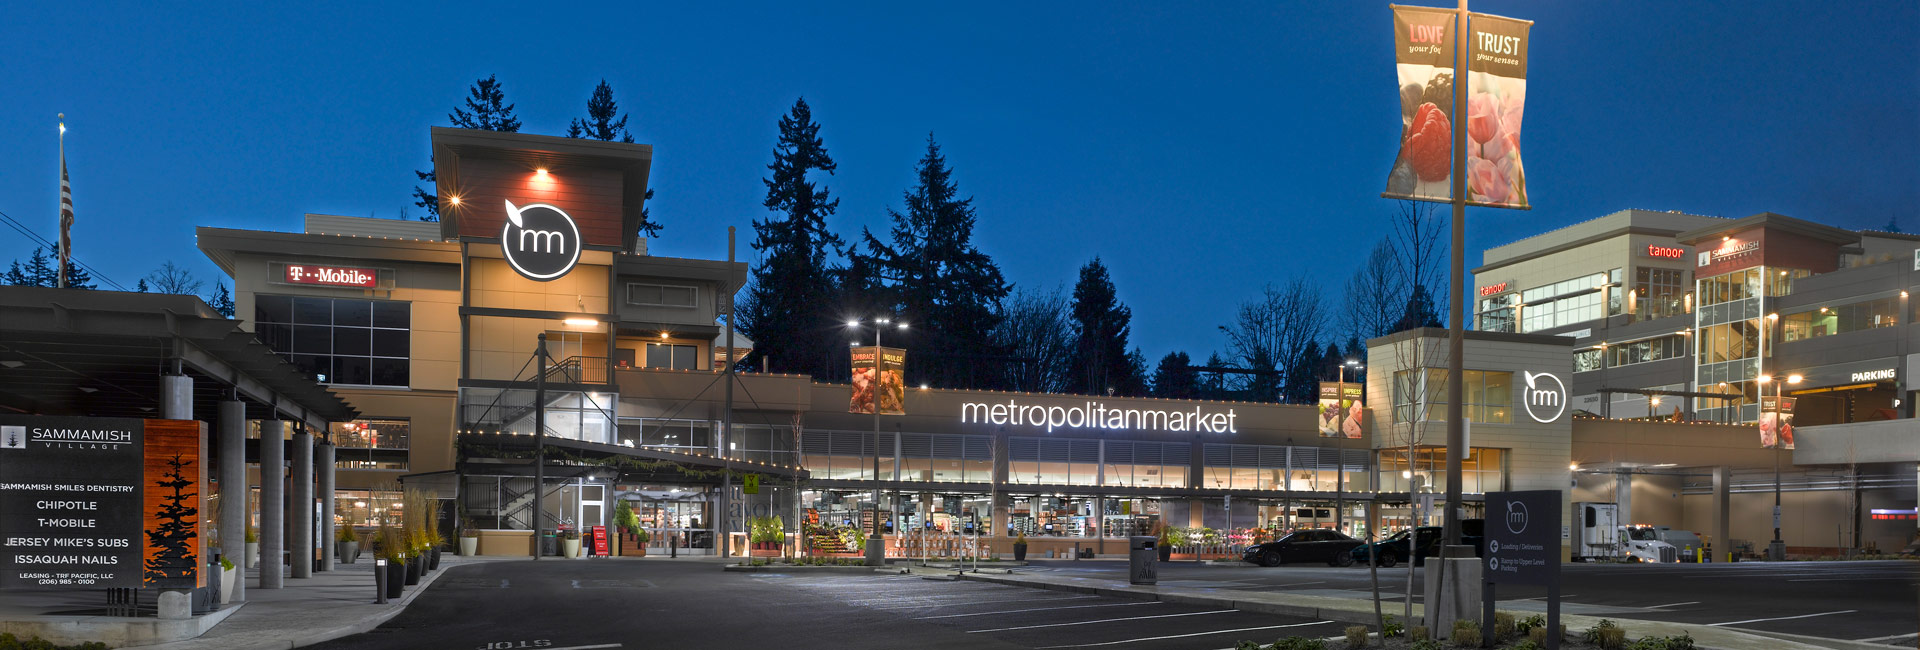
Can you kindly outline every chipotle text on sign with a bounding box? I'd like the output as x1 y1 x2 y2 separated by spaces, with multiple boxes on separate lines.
284 265 377 288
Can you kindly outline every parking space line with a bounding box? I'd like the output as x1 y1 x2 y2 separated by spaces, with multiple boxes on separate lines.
1642 601 1699 609
1708 610 1857 627
915 601 1156 619
1032 621 1336 648
1787 576 1920 582
967 610 1236 633
1855 632 1920 644
874 595 1101 610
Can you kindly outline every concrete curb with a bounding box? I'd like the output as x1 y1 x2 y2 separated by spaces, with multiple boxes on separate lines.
956 571 1838 650
721 565 893 574
0 604 242 648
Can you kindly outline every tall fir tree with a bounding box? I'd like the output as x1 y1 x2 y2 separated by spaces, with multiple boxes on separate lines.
2 260 28 286
1151 351 1199 399
206 282 235 317
7 248 61 287
1066 257 1141 396
135 278 150 293
567 79 661 238
738 98 846 379
851 135 1009 389
143 455 199 585
412 75 522 222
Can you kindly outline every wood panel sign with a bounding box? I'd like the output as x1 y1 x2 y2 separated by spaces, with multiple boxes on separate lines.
0 416 203 589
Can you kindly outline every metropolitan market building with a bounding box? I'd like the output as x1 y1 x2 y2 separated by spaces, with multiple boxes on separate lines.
191 128 1916 563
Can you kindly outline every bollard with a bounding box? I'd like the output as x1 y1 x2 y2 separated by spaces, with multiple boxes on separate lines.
374 559 388 604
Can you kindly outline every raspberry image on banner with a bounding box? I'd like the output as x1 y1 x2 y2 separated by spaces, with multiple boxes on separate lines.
1403 102 1451 182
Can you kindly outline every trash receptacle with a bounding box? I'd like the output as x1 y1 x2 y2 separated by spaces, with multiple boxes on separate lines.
1129 536 1158 585
539 529 559 557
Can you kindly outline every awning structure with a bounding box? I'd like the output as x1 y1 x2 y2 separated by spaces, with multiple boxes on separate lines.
0 286 357 430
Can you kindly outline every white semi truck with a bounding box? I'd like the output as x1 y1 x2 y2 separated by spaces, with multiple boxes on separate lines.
1574 502 1680 563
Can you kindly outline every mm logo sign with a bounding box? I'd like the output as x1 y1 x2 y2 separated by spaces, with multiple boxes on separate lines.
501 200 581 281
1521 371 1566 423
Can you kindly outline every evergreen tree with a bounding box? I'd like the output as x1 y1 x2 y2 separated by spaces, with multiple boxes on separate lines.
1281 341 1323 404
567 80 662 238
738 98 846 380
58 256 97 290
22 247 57 287
206 282 235 317
1066 257 1139 396
852 135 1009 389
1151 351 1198 399
135 278 150 293
412 75 522 222
143 455 199 585
1395 284 1445 331
3 260 30 286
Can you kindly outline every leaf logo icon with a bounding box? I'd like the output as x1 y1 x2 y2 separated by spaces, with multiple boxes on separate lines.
504 200 525 228
1523 371 1538 391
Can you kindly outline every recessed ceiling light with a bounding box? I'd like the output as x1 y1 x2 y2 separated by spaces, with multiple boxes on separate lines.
0 360 23 369
77 386 98 394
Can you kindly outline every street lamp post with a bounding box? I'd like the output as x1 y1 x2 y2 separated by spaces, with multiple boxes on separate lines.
1757 372 1801 561
849 318 908 566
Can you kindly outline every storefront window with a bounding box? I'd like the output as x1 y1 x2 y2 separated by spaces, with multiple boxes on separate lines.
645 343 699 370
1517 270 1619 332
1632 267 1688 322
255 294 410 387
459 387 615 443
329 418 408 470
798 430 894 480
1781 297 1901 342
1392 369 1512 424
334 488 404 529
1102 440 1190 488
1376 447 1505 494
1007 437 1099 486
1476 294 1516 333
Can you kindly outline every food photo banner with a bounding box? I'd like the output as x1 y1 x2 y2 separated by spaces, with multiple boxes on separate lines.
1385 4 1458 203
1384 6 1532 210
1317 382 1365 439
1466 11 1531 209
849 346 906 416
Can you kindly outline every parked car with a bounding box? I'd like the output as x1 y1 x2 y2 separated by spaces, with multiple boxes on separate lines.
1349 519 1485 568
1242 529 1364 567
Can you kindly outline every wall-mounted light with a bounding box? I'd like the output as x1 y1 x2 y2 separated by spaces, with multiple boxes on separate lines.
448 195 462 206
536 168 549 176
563 318 599 327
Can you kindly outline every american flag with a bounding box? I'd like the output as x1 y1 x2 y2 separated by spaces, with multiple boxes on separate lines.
57 120 72 288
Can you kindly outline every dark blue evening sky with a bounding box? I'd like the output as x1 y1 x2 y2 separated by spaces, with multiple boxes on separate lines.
3 2 1915 361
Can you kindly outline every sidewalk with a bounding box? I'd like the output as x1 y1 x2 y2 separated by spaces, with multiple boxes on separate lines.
950 568 1850 650
127 555 514 650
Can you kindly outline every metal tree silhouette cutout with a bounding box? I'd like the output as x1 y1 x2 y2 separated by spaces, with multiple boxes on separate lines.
144 454 198 585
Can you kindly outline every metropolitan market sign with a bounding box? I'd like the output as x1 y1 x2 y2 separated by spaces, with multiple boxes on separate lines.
0 416 204 590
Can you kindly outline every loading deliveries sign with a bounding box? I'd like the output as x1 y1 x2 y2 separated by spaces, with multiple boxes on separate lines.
0 416 204 590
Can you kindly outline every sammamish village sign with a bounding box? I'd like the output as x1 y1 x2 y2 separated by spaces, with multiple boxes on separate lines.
960 399 1239 434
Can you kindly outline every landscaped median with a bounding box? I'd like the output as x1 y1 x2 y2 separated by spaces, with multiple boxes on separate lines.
952 571 1835 650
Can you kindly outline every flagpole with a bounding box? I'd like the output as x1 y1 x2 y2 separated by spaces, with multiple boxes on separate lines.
56 113 68 290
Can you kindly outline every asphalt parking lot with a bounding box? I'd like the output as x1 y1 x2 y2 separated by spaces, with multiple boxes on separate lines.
1012 558 1920 646
756 572 1345 649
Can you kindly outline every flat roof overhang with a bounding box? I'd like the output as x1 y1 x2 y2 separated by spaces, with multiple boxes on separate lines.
0 287 358 430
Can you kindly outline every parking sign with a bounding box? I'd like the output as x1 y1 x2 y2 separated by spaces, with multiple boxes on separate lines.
1484 490 1560 586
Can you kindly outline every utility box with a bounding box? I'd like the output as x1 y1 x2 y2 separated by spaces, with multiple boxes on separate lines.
1128 536 1158 585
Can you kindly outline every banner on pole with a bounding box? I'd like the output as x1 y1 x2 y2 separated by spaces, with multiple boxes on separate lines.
1760 396 1796 450
1384 5 1458 204
1317 382 1365 439
849 346 906 415
1465 12 1532 209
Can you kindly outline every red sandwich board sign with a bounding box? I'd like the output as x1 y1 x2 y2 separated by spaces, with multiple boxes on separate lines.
592 525 609 556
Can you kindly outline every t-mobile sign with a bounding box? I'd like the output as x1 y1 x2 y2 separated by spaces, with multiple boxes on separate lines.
284 264 378 288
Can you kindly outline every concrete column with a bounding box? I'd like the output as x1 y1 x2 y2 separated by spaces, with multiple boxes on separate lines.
1712 466 1732 563
160 373 193 420
1615 472 1633 527
291 429 313 579
259 420 286 589
318 442 335 572
217 401 247 603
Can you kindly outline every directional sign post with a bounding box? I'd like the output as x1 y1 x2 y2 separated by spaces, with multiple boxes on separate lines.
1484 490 1562 649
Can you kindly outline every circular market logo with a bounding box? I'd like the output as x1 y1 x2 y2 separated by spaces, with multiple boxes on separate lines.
1521 371 1566 423
501 200 581 281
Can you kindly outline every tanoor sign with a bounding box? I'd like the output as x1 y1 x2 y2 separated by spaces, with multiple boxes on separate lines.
960 400 1238 434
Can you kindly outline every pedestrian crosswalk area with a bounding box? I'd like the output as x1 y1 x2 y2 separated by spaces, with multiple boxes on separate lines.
750 574 1340 650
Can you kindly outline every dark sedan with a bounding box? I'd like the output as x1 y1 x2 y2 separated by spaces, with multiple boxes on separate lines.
1242 529 1364 567
1350 520 1485 568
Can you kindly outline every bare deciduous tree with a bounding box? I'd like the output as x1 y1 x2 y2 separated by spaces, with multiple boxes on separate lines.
146 261 204 296
993 285 1075 393
1390 200 1446 325
1221 278 1327 404
1343 238 1404 344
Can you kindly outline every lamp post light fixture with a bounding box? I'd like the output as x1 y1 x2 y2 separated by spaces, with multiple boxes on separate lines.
1757 372 1801 561
847 317 908 566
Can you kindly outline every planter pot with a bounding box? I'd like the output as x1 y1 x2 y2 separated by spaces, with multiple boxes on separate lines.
385 559 406 598
459 536 478 556
561 538 582 558
219 566 237 604
634 545 646 557
245 542 259 569
337 540 359 565
404 556 421 585
1157 545 1172 562
428 548 441 570
1013 544 1028 562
